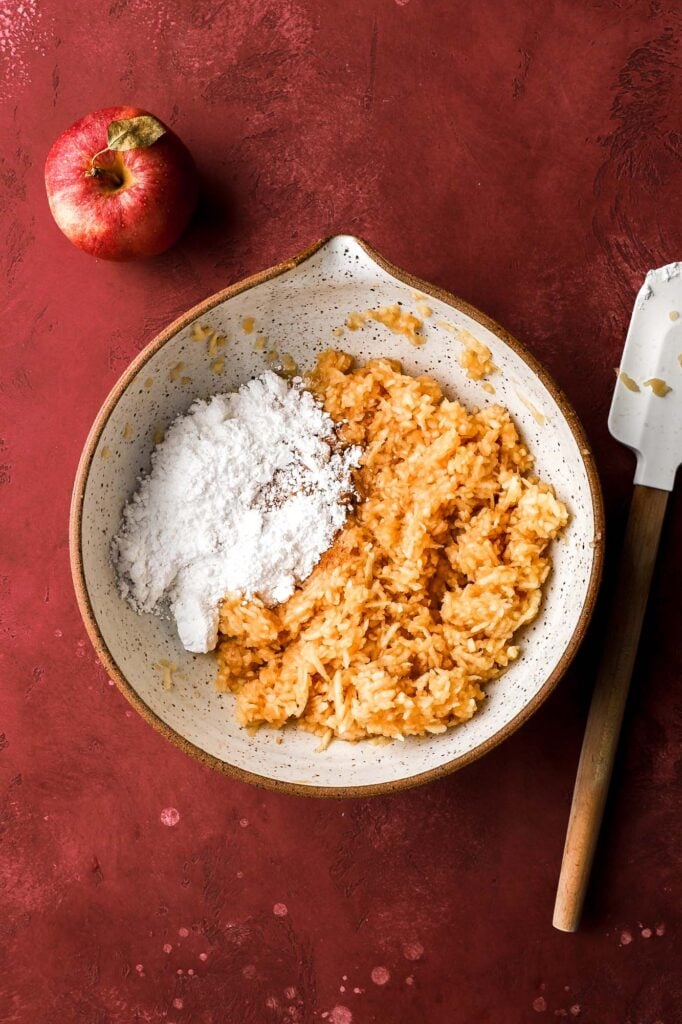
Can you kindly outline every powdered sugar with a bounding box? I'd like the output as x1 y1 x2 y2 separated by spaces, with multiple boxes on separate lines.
112 372 360 653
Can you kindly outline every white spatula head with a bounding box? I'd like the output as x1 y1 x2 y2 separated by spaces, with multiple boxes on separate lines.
609 261 682 491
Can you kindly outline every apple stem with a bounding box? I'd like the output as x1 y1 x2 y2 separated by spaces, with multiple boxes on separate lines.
85 147 124 188
86 146 110 173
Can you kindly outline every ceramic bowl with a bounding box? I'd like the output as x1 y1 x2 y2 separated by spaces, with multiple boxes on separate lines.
70 235 604 796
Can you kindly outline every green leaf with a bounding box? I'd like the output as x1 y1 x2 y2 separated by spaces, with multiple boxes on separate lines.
107 114 167 152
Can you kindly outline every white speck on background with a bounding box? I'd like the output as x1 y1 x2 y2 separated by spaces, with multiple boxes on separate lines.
329 1007 352 1024
371 966 390 986
0 0 45 97
160 807 180 827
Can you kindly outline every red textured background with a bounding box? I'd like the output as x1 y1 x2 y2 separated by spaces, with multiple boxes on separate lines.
2 2 682 1021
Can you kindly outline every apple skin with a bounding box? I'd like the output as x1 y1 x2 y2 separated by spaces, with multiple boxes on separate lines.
44 106 198 260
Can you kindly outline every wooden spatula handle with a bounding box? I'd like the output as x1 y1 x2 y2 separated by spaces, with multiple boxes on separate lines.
553 484 669 932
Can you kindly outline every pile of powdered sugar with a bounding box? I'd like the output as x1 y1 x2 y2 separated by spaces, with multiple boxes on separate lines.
112 372 360 653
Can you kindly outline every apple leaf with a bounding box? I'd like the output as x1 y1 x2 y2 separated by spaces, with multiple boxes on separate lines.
107 115 167 152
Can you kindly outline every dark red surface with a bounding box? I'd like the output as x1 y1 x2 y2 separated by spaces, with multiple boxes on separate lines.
2 2 682 1021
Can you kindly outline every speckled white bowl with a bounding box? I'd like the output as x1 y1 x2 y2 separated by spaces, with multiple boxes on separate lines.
70 236 604 796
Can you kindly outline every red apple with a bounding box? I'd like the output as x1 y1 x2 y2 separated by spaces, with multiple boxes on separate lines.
44 105 198 260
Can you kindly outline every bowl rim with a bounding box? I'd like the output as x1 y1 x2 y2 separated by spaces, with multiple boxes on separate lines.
69 235 605 798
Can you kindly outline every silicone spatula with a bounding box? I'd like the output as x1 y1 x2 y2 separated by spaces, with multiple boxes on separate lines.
553 262 682 932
